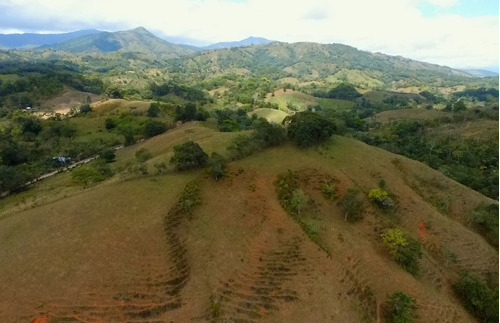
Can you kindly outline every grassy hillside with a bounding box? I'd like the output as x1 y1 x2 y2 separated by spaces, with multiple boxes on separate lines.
0 123 496 322
175 41 493 92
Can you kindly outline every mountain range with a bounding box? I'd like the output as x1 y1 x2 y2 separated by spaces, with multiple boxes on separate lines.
0 29 101 49
0 27 273 53
0 27 497 76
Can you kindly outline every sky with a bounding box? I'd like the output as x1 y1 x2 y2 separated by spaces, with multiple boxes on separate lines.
0 0 498 70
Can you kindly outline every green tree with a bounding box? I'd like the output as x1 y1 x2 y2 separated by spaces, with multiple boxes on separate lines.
207 152 226 181
339 188 363 222
283 111 336 148
323 83 362 100
219 119 241 132
79 103 92 114
99 148 116 163
453 99 467 112
170 141 208 171
105 118 116 130
453 271 499 322
147 102 160 117
71 164 104 188
387 292 418 323
143 119 167 138
119 125 135 146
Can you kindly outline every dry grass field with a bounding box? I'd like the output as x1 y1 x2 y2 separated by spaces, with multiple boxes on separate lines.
0 123 496 322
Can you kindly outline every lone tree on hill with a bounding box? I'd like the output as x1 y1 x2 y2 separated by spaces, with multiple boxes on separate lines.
283 111 336 148
170 141 208 171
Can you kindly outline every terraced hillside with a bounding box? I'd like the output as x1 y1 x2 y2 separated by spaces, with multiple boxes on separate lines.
0 123 496 322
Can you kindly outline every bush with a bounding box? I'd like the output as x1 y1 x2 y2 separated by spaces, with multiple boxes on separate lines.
105 118 116 130
387 292 418 323
170 141 208 171
453 271 498 322
135 148 152 163
368 188 394 209
381 228 422 275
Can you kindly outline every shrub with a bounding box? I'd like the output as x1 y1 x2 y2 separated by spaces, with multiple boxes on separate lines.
387 292 418 323
135 148 152 163
170 141 208 171
368 188 394 209
381 228 422 275
290 188 308 216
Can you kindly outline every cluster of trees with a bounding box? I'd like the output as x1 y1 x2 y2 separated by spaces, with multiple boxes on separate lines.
104 105 169 146
150 81 207 102
453 271 498 322
0 112 116 192
314 83 362 100
283 111 336 148
0 64 104 112
228 118 287 159
175 102 209 122
354 119 498 199
454 88 499 102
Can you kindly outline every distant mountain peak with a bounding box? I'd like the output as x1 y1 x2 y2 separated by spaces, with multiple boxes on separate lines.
39 27 194 58
203 36 274 50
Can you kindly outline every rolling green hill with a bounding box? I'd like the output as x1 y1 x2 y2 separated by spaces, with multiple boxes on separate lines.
173 41 490 91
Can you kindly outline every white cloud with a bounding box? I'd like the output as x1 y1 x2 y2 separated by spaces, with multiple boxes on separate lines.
425 0 459 7
0 0 497 68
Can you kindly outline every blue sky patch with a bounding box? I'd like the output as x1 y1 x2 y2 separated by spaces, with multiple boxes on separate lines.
419 0 498 17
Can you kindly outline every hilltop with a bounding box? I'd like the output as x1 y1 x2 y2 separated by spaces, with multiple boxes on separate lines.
202 36 274 50
42 27 194 58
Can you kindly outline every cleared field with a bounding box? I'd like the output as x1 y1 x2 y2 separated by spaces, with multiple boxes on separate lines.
249 108 289 123
39 87 104 114
317 98 356 111
266 89 318 112
0 124 496 322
